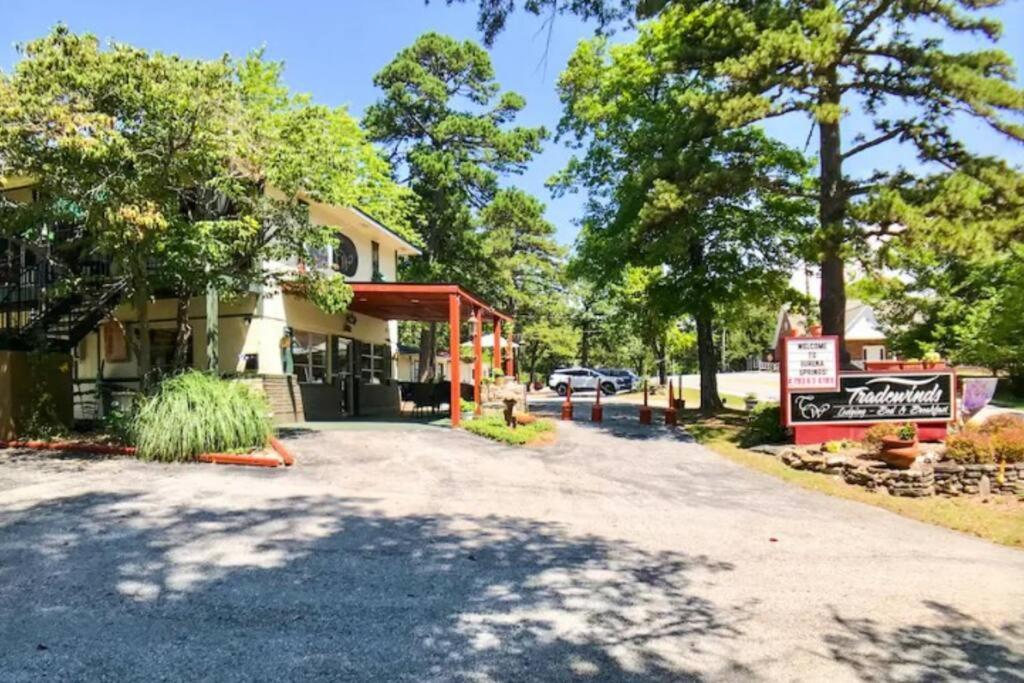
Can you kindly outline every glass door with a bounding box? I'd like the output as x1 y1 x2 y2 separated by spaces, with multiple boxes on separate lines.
332 337 354 416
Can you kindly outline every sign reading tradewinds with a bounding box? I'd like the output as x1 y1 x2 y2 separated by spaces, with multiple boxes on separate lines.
784 336 840 392
787 372 956 426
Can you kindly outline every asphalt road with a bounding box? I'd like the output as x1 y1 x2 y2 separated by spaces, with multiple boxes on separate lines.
1 406 1022 681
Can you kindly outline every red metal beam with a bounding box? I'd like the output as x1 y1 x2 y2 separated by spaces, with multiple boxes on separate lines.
505 325 514 377
493 319 502 372
449 292 461 428
473 307 483 415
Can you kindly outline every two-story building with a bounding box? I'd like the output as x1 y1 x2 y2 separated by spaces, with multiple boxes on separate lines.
0 178 513 434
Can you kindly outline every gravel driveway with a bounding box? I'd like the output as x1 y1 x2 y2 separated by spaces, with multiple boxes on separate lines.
1 409 1022 681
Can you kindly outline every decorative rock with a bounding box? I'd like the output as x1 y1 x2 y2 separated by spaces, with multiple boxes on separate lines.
979 475 991 497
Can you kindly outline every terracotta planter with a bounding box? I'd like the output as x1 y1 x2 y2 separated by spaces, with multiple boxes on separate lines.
808 324 823 337
879 436 919 469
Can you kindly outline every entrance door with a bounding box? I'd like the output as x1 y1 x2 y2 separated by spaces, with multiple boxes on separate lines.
332 337 355 416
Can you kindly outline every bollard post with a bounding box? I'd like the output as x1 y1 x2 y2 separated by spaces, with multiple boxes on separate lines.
665 379 678 426
639 379 652 425
561 378 574 420
591 381 603 422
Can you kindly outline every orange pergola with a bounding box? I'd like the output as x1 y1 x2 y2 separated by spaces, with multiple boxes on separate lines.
347 283 514 427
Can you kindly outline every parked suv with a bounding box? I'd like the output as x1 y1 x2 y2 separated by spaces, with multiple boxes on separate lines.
596 368 641 392
547 368 620 396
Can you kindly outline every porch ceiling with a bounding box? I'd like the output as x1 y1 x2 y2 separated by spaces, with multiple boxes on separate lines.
347 283 512 323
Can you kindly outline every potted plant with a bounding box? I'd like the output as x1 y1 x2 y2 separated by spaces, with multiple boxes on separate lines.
744 392 759 411
879 422 919 468
922 350 942 369
808 324 823 337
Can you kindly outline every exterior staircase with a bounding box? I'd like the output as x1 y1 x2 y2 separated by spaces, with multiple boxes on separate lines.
0 238 128 353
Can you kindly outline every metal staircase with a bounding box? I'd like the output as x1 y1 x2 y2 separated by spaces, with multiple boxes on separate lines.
0 237 128 353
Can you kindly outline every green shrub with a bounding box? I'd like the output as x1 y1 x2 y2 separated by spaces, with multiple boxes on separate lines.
738 404 787 447
862 423 900 449
945 429 994 464
991 427 1024 464
463 413 554 446
133 371 271 462
895 422 917 441
979 413 1024 434
460 399 477 414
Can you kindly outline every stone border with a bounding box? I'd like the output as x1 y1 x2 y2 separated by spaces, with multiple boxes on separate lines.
753 444 1024 499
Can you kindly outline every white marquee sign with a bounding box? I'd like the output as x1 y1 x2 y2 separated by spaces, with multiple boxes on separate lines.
785 336 840 392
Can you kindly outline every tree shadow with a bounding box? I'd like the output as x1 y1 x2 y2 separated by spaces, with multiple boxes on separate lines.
0 490 751 680
824 602 1024 682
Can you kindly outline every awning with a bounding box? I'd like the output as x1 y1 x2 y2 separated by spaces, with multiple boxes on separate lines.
347 283 512 323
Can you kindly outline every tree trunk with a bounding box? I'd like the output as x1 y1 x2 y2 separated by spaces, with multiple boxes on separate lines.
655 336 667 385
696 310 723 414
172 293 192 372
579 325 590 368
135 292 152 390
817 78 849 362
418 322 436 381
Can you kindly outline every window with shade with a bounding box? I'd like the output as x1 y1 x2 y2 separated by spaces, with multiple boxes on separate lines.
292 330 327 383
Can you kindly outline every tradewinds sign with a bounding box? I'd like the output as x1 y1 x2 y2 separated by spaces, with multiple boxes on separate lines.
786 372 956 426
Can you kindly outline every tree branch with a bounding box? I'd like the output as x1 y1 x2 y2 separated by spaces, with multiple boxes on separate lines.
842 126 907 160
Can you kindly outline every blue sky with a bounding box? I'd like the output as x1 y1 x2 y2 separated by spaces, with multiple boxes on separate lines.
3 0 1022 248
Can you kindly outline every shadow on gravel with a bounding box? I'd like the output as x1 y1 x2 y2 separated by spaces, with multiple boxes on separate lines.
1 491 748 681
824 602 1024 682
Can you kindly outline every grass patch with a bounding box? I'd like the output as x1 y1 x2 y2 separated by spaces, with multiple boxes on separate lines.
134 371 272 462
678 402 1024 549
463 413 555 446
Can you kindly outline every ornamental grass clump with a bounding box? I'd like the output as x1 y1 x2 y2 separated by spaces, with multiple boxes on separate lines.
134 371 271 462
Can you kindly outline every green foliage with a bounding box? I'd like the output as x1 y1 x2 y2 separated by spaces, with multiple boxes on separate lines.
133 372 271 462
0 28 416 370
460 399 477 414
556 27 813 408
294 271 354 315
365 32 545 293
945 430 994 464
896 423 917 441
738 404 787 448
463 412 555 445
102 396 139 445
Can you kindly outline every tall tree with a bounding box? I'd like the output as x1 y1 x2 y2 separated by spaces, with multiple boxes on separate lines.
556 32 811 411
0 29 411 378
452 0 1024 354
365 32 546 379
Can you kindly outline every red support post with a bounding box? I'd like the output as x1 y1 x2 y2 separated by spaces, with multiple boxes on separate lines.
591 380 603 422
473 307 483 415
665 379 677 426
449 293 461 427
505 325 514 378
639 380 652 425
493 319 502 373
561 379 574 420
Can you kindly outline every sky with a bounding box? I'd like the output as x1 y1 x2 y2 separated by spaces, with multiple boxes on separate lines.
2 0 1022 255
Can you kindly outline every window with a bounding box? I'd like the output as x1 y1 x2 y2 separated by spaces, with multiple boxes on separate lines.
371 241 381 281
360 342 390 383
292 330 328 383
150 329 191 375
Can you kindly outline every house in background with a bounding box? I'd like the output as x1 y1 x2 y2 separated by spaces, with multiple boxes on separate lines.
770 300 889 368
0 178 511 432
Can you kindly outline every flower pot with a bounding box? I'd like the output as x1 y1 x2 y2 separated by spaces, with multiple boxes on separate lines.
879 435 919 469
744 398 759 411
808 324 823 337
